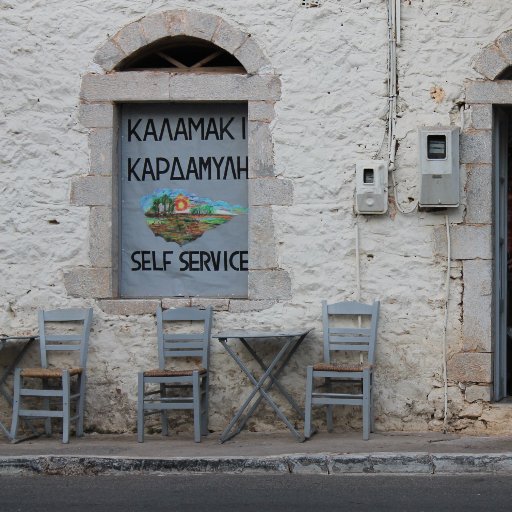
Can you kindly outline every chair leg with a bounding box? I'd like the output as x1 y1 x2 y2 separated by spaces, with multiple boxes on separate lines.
76 373 86 437
304 366 314 439
62 371 70 444
362 371 370 441
370 375 375 434
326 377 333 433
201 375 209 437
192 371 201 443
10 368 22 442
137 372 145 443
160 383 169 437
42 378 52 436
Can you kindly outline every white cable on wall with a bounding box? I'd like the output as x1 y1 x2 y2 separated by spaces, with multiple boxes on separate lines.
355 217 361 302
387 0 417 215
442 214 451 432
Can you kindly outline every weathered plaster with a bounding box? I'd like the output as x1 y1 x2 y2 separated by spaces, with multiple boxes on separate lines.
2 1 512 436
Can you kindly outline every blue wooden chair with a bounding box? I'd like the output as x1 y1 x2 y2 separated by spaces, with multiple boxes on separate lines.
10 308 93 443
304 300 380 440
137 306 212 443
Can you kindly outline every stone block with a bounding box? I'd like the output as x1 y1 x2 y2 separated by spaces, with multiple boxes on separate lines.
98 299 160 316
460 130 492 164
465 384 492 402
329 455 372 474
112 21 148 58
81 73 170 102
462 260 492 352
249 207 277 269
432 454 496 474
248 101 275 122
497 30 512 63
369 454 433 474
93 40 126 72
248 121 275 177
89 128 114 176
212 19 248 54
139 12 170 44
472 44 509 80
433 224 492 260
249 178 293 206
447 352 492 383
248 270 291 300
468 104 492 130
190 298 229 311
183 11 220 41
286 455 329 474
464 164 492 224
164 10 189 37
460 403 484 418
228 300 276 313
168 74 281 101
79 103 114 129
161 298 192 309
234 36 271 75
70 176 112 206
89 207 112 268
64 267 112 298
465 80 512 104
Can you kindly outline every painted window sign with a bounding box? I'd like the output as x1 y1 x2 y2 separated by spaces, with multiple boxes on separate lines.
120 103 248 298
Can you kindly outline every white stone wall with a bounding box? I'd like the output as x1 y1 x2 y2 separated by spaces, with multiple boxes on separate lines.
1 0 512 435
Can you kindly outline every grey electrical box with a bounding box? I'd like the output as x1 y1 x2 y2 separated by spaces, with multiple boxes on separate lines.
418 127 459 208
355 160 388 214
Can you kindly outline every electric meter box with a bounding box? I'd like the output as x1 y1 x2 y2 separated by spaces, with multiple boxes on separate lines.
354 160 388 214
418 127 460 208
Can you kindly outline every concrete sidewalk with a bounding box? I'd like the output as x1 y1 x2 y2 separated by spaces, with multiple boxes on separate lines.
1 430 512 475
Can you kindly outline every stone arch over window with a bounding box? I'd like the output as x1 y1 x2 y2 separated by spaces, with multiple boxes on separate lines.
67 10 291 314
443 29 512 399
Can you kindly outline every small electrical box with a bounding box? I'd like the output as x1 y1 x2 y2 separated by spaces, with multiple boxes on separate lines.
419 127 459 208
355 160 388 214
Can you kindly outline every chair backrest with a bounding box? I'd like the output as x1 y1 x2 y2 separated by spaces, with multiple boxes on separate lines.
322 300 380 365
38 308 93 369
156 306 213 370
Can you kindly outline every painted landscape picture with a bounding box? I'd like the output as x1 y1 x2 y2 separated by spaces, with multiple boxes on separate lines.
140 188 248 246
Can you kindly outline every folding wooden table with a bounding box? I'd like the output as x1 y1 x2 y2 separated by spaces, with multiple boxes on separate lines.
215 329 312 443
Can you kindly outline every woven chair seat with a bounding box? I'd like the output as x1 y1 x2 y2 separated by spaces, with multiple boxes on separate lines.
143 367 207 377
20 367 83 378
313 362 373 372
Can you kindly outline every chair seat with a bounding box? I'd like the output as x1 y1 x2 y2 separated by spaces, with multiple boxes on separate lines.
20 367 83 378
143 367 207 377
312 362 373 372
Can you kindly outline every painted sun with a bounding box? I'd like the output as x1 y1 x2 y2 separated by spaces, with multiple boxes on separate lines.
174 194 190 212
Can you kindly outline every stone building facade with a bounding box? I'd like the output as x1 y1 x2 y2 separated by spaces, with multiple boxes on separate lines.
2 0 512 435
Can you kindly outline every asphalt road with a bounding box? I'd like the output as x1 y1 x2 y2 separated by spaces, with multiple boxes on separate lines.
1 473 511 512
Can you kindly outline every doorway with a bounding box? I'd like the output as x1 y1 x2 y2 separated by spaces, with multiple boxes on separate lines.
494 106 512 400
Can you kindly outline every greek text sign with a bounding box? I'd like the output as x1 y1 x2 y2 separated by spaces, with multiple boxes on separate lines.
120 103 248 298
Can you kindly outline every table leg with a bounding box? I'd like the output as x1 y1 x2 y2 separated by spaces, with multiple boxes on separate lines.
234 337 306 441
219 338 284 442
219 338 305 443
240 334 305 417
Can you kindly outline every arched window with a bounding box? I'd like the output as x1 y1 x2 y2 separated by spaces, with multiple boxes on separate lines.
118 36 245 72
68 10 292 313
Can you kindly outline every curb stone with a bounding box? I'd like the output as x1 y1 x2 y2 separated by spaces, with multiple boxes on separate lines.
2 453 512 476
